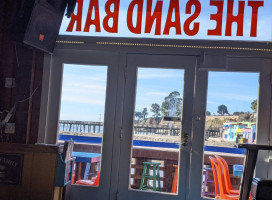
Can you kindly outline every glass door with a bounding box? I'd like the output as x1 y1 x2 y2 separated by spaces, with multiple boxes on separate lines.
189 57 272 200
117 54 198 200
43 47 272 200
42 50 120 200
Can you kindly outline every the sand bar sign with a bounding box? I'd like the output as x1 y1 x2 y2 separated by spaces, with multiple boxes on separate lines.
66 0 264 37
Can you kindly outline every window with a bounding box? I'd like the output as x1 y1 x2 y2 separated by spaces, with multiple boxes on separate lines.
201 72 259 199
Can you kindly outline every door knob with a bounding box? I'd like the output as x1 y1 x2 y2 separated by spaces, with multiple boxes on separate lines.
181 133 189 146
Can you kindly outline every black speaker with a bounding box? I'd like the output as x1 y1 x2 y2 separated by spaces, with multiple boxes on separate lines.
23 0 67 53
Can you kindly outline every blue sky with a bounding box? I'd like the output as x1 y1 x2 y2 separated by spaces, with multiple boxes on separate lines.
207 72 258 115
59 0 272 41
59 65 259 122
135 68 184 113
59 64 107 121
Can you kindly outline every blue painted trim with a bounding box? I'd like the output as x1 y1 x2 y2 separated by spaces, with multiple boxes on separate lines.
59 135 246 154
55 153 66 187
133 140 179 149
205 146 245 154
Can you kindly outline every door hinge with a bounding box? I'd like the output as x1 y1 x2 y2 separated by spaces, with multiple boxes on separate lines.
120 128 124 141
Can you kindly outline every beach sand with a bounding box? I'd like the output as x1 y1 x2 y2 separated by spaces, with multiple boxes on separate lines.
60 131 237 148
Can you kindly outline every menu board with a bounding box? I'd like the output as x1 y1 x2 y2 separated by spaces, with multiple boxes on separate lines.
0 153 24 185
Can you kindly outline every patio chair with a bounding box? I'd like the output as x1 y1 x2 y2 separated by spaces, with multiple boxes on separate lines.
202 167 214 197
171 165 178 193
215 155 240 195
209 156 239 199
139 162 161 192
215 155 253 200
75 170 100 186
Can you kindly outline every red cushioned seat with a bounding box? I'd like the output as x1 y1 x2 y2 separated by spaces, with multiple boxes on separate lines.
75 171 100 186
76 179 96 185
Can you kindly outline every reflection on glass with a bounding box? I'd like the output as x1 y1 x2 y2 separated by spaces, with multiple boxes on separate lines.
58 64 108 186
201 72 259 199
129 68 184 194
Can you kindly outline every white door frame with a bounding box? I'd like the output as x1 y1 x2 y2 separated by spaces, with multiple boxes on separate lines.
38 49 121 200
38 36 272 200
116 54 198 200
190 56 272 200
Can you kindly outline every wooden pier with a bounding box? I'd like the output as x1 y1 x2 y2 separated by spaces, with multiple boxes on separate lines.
59 120 181 136
59 120 104 133
59 120 222 138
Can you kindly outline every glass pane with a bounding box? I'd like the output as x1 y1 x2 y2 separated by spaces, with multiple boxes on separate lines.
58 64 108 186
201 72 259 199
60 0 272 42
129 68 184 194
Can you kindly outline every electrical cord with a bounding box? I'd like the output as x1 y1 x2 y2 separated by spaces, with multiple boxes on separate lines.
0 85 39 143
16 86 39 104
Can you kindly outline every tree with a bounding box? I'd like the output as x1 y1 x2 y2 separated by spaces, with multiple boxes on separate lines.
150 103 161 118
161 91 182 117
141 108 148 120
251 99 257 112
135 111 143 121
217 105 229 115
206 111 211 116
238 112 251 122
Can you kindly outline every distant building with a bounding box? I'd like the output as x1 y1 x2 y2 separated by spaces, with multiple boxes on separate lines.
222 122 256 144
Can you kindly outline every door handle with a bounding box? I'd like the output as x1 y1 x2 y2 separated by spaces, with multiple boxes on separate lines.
181 133 189 146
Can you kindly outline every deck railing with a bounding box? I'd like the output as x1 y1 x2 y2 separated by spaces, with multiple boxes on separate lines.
60 135 245 196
